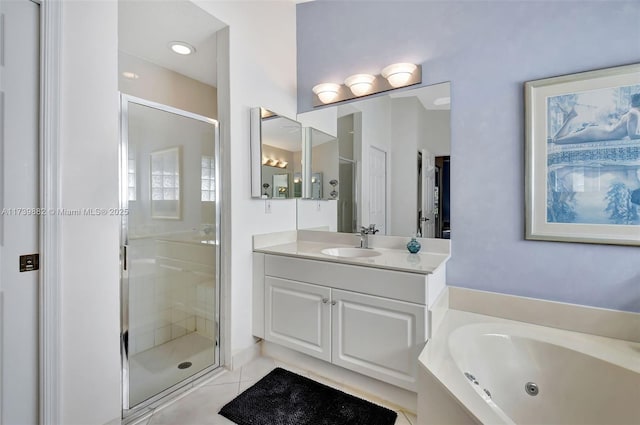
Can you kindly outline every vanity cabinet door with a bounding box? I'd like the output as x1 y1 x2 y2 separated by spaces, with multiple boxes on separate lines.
331 289 425 391
265 277 331 362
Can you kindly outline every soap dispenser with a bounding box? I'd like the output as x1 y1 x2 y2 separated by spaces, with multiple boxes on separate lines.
406 235 421 254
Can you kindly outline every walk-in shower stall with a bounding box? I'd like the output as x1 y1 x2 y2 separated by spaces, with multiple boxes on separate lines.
120 95 221 414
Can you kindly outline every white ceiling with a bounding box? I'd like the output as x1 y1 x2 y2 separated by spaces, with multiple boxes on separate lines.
119 0 226 87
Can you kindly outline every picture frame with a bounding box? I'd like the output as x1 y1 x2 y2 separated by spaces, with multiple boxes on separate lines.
150 146 182 220
525 63 640 245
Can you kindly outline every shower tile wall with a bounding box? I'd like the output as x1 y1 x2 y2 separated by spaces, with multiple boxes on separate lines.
129 238 216 355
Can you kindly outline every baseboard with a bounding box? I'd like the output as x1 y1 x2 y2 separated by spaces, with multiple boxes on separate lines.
261 341 417 413
231 340 262 370
103 415 124 425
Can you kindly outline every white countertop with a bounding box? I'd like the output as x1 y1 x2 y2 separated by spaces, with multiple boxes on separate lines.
254 240 449 274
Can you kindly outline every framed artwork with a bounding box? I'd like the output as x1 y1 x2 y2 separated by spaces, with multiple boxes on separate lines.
150 146 182 219
525 63 640 245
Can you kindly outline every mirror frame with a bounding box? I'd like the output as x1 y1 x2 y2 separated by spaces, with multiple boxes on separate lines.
251 107 340 201
250 107 264 198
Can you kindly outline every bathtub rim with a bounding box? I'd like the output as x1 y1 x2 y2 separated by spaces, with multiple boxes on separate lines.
418 308 640 425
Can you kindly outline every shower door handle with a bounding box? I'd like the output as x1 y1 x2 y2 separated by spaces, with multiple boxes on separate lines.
123 245 127 271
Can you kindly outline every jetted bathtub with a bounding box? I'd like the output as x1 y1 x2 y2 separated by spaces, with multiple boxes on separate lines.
419 310 640 425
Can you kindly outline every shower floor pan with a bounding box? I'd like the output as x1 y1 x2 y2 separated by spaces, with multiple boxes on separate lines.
129 332 216 406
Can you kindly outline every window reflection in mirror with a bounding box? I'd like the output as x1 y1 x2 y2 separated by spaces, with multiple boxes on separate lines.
298 82 451 239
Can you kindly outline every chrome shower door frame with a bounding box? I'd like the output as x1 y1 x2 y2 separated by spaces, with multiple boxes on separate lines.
119 94 222 418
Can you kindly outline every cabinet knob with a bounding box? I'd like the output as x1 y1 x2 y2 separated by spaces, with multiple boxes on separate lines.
322 298 329 304
331 300 337 306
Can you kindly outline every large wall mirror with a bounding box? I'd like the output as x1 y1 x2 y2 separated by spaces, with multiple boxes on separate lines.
297 82 451 238
250 107 302 198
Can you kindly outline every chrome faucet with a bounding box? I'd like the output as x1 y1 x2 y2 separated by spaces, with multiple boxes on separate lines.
359 224 379 249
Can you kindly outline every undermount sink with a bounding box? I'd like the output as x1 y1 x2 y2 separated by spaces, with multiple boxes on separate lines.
321 247 382 258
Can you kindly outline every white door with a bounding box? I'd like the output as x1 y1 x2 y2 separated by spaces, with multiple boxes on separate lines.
0 1 40 423
265 277 331 361
331 289 425 391
420 149 436 238
368 146 386 234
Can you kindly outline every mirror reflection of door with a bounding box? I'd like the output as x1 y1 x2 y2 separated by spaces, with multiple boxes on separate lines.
293 173 303 198
311 172 323 199
273 173 289 198
338 114 357 233
338 159 356 233
418 149 435 238
369 146 387 235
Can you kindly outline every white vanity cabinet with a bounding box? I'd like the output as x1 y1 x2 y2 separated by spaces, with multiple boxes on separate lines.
265 277 331 362
254 253 440 391
331 289 425 390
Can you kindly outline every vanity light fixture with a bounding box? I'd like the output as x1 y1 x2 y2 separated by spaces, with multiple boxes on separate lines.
263 157 288 168
312 62 421 107
169 41 195 55
381 63 417 88
344 74 376 97
312 83 341 104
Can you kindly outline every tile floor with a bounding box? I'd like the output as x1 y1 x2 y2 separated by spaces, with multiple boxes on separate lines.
136 356 418 425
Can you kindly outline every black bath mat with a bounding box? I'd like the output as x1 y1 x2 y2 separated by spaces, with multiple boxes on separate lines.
219 367 397 425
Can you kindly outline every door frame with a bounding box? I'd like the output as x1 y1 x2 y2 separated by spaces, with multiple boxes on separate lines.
40 0 62 424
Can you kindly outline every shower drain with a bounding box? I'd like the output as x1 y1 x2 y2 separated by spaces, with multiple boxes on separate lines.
178 361 193 370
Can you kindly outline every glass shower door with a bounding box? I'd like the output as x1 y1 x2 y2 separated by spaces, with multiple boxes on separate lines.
120 95 220 410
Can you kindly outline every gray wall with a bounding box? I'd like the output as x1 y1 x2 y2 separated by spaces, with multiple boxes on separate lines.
297 1 640 312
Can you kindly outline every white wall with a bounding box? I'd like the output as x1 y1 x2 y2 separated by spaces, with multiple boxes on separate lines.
193 1 299 358
119 52 218 119
297 1 640 313
59 2 121 424
58 2 297 423
296 200 338 231
419 109 451 157
389 98 420 236
298 107 337 136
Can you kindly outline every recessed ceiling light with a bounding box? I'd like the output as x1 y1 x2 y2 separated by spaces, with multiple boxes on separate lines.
122 71 139 80
169 41 195 55
433 96 451 106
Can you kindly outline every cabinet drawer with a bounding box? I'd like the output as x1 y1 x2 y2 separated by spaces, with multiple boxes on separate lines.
265 254 427 305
